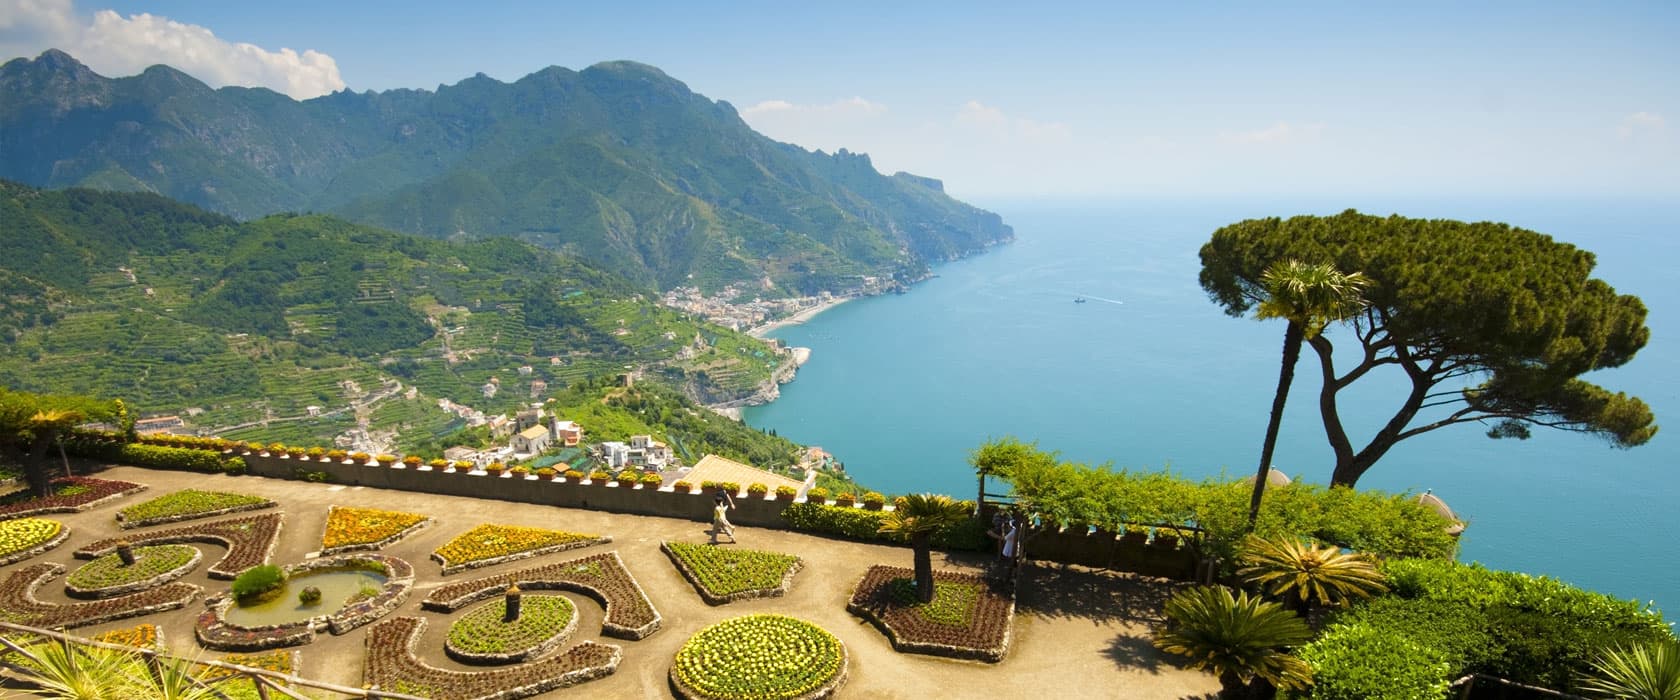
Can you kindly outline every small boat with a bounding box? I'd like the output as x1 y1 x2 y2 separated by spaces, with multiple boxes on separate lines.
1074 297 1087 303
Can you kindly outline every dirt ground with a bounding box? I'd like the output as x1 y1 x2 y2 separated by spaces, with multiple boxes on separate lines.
6 466 1220 699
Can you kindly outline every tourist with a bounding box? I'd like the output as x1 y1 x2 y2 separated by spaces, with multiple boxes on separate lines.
711 488 736 543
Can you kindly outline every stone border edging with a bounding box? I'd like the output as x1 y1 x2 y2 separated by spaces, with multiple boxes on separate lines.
65 544 203 599
443 595 580 665
78 512 286 579
365 616 622 700
845 565 1014 663
0 480 148 520
422 551 661 640
432 534 613 576
0 522 71 566
319 507 433 555
195 553 415 651
668 617 848 700
0 562 201 629
118 499 277 529
659 541 804 606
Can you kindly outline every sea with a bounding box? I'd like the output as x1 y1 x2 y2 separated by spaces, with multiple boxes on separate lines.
744 197 1679 617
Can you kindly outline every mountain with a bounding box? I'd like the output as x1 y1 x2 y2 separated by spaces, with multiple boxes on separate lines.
0 50 1013 293
0 180 794 453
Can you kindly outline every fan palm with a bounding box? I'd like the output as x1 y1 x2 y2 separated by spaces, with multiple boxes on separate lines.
1153 585 1314 699
1247 260 1370 528
878 493 972 603
1238 536 1387 611
1578 641 1680 700
25 408 85 498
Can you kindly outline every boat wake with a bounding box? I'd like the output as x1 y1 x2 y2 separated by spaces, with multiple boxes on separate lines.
1074 294 1125 305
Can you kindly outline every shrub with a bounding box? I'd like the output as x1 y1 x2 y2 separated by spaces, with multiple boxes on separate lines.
564 470 585 480
294 468 331 483
327 449 348 461
672 480 694 492
231 564 286 602
267 443 287 455
510 466 531 476
862 491 886 507
747 483 769 497
307 447 325 459
616 470 640 483
720 482 741 495
101 443 228 473
775 485 798 499
1290 622 1454 700
589 470 611 482
640 473 664 486
298 586 323 605
221 457 246 475
832 492 856 507
780 503 985 551
536 467 558 478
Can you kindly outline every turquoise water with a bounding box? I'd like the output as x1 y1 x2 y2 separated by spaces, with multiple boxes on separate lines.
745 197 1679 616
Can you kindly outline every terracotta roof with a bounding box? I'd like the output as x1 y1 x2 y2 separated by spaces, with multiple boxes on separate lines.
685 455 804 493
517 425 549 440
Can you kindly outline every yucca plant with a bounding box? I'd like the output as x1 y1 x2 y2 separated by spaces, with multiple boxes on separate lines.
877 493 971 603
121 653 222 700
1578 641 1680 700
4 636 136 699
1153 585 1314 699
1239 536 1387 612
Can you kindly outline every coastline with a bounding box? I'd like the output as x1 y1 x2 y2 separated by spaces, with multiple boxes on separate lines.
746 295 855 338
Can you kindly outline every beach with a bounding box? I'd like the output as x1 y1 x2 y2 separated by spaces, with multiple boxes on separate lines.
746 295 854 338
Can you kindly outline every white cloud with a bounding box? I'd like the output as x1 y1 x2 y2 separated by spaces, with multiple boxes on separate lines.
0 0 345 99
1218 120 1326 145
955 100 1072 142
742 96 886 118
1617 111 1665 140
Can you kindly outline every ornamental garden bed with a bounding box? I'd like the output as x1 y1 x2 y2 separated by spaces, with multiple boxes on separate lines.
92 622 165 651
423 551 662 640
77 512 284 579
65 543 202 598
445 593 578 664
365 616 620 700
431 523 611 575
0 562 200 629
846 565 1014 662
661 541 803 606
0 477 146 520
0 517 71 566
669 614 847 700
320 505 431 554
195 554 415 651
202 649 302 700
116 489 275 528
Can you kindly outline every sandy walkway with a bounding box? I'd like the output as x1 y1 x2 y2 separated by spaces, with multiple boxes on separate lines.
7 466 1219 699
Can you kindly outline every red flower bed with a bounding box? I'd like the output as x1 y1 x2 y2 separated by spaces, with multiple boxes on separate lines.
846 565 1014 662
422 551 661 640
77 512 284 579
0 477 146 520
364 616 620 699
0 562 199 629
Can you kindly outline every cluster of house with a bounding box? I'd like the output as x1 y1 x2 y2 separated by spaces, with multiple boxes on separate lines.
435 404 676 473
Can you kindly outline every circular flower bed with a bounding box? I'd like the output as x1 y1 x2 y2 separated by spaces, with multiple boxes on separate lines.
445 594 577 664
671 614 847 700
65 544 201 598
0 517 70 566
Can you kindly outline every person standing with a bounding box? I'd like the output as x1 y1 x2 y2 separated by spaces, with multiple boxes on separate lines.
711 488 737 543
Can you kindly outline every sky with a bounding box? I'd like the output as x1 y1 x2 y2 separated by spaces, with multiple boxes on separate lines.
3 0 1676 201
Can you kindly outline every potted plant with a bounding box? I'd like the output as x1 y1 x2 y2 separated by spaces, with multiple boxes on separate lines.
862 491 887 510
244 442 264 455
720 482 742 497
510 465 532 479
616 469 640 485
747 483 770 499
402 455 423 469
833 492 856 508
427 458 448 470
375 454 398 467
350 452 371 465
589 469 613 485
806 487 830 505
288 447 309 460
307 447 326 461
484 461 505 476
775 485 798 502
1120 524 1149 546
672 480 695 493
450 460 473 472
563 469 585 482
536 467 558 479
640 473 664 488
266 442 287 457
327 449 348 463
1151 527 1181 550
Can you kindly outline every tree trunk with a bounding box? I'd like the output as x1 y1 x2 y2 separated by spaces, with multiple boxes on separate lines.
1217 670 1251 700
1249 322 1304 528
26 428 59 498
912 532 935 604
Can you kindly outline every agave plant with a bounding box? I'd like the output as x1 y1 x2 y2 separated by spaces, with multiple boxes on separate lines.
1153 585 1313 699
1578 641 1680 700
1239 536 1387 611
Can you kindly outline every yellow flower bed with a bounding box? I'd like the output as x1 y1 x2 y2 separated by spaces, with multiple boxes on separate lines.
320 506 430 551
433 524 604 569
0 518 63 559
93 623 161 651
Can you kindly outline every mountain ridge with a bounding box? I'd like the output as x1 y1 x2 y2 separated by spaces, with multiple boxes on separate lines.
1 50 1013 294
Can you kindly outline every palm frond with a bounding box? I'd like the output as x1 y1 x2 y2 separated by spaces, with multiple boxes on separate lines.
1152 585 1314 690
1239 536 1388 607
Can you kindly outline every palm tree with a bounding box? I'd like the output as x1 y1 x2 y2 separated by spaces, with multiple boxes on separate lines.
1578 641 1680 700
1238 536 1388 612
25 409 85 498
878 493 972 604
1247 260 1371 528
1153 585 1314 699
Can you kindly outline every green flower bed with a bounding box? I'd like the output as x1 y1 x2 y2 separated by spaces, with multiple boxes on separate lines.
662 541 802 603
445 595 576 662
65 544 199 591
886 577 980 627
671 614 846 700
116 490 274 527
0 518 64 561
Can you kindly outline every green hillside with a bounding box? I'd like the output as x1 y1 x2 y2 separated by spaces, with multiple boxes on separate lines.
0 181 790 447
0 50 1013 294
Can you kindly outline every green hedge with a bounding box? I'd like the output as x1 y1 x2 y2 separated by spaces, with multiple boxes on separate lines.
779 503 987 551
1293 559 1676 697
63 433 244 474
1290 623 1454 700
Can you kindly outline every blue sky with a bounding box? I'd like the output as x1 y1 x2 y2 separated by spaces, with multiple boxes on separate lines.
4 0 1676 199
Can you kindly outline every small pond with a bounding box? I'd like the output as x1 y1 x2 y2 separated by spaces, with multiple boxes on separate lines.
224 569 387 627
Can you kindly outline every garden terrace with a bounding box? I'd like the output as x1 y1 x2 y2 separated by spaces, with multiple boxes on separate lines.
847 565 1014 662
0 477 146 519
320 505 431 554
670 614 847 700
65 543 201 597
196 553 415 651
77 512 284 578
116 489 276 528
0 562 200 628
431 523 611 575
0 517 70 566
422 551 662 640
661 541 803 605
364 616 621 700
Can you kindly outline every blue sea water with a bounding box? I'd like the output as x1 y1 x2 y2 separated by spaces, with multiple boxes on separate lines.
744 197 1679 617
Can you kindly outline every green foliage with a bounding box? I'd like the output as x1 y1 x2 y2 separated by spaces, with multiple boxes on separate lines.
446 595 575 656
1288 623 1454 700
117 490 272 524
1239 536 1388 609
66 544 198 590
780 502 985 551
230 565 286 601
1152 585 1314 694
664 541 801 598
543 378 803 472
671 614 845 700
297 586 322 605
886 577 981 626
1578 641 1680 700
